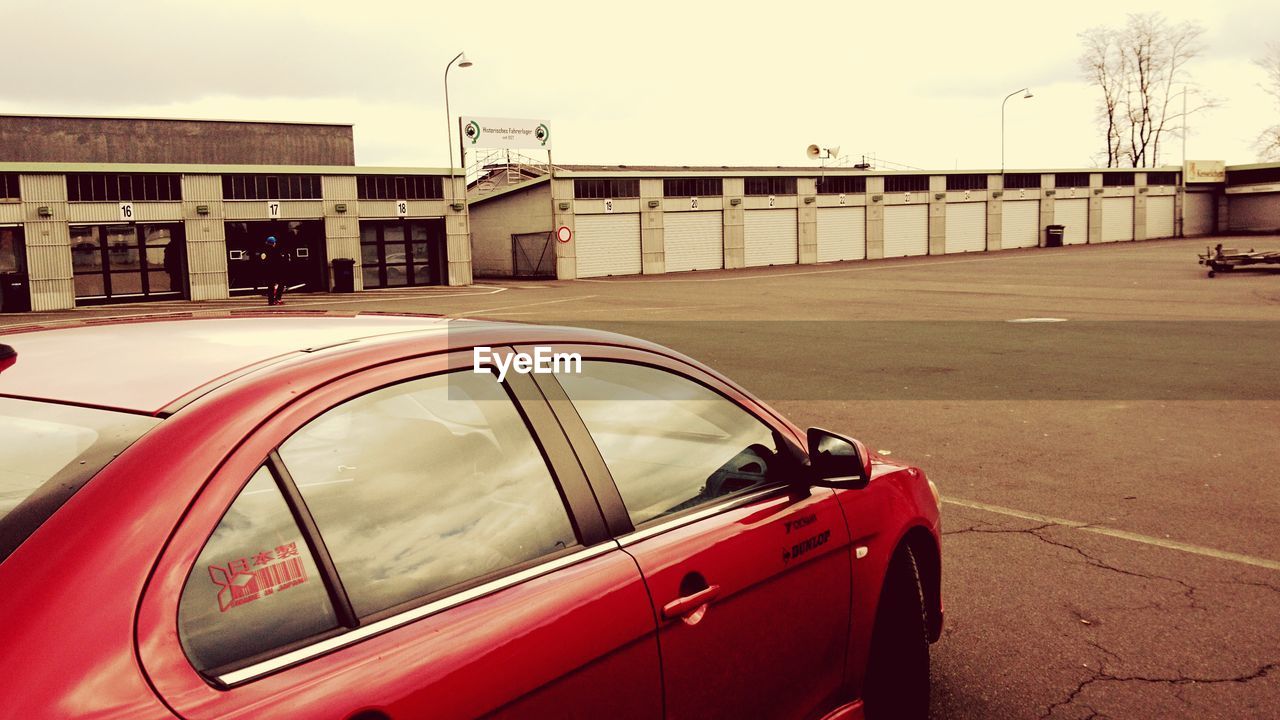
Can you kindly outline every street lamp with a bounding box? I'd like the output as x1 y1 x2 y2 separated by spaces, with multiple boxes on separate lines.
1001 87 1033 173
444 52 473 202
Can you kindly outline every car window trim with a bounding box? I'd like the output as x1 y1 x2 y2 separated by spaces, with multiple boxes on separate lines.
523 346 804 540
616 485 790 547
266 450 358 629
215 541 619 687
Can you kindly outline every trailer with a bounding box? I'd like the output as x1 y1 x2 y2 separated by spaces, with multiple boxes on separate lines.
1199 243 1280 278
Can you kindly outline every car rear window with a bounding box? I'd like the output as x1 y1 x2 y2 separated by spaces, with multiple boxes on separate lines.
0 397 160 562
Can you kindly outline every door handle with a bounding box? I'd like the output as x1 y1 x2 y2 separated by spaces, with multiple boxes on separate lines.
662 584 721 623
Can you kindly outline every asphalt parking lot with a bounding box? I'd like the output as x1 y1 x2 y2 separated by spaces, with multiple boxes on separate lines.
4 236 1278 719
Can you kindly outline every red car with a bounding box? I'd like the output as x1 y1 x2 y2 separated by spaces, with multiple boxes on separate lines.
0 314 942 720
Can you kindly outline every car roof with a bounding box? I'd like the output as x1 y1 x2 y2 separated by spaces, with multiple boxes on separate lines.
0 312 686 417
0 313 459 415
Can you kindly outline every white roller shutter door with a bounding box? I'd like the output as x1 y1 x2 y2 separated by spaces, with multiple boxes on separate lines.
816 207 866 262
1055 199 1089 245
883 204 929 257
1184 193 1214 236
1101 197 1134 242
944 202 986 254
664 212 723 273
575 214 641 278
1228 194 1280 233
1146 196 1175 239
744 210 798 267
1001 200 1040 249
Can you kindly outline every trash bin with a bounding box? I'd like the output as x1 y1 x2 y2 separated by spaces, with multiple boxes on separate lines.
1045 225 1065 248
0 272 30 313
331 258 356 293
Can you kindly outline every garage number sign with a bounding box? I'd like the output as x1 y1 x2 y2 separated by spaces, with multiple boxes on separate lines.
267 201 282 219
118 202 134 222
396 200 408 218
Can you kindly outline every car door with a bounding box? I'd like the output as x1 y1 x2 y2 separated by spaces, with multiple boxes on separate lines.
138 350 662 720
530 345 854 720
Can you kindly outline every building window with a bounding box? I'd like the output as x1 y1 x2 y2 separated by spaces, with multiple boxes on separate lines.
356 175 443 200
1003 173 1042 189
0 173 18 201
70 223 186 301
1226 167 1280 185
1103 172 1135 187
1145 171 1179 186
743 177 797 196
1055 172 1090 188
817 176 867 195
66 174 182 202
573 179 640 199
663 178 723 197
222 175 322 200
946 174 988 191
884 175 930 193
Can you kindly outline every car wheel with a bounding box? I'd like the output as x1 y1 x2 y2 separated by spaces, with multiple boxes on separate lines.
863 544 930 720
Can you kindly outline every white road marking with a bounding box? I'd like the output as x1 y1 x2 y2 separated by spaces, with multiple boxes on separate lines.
1008 317 1069 323
453 295 597 317
943 497 1280 572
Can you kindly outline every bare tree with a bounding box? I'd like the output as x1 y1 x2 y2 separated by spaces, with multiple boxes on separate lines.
1080 13 1216 168
1256 42 1280 160
1079 27 1125 166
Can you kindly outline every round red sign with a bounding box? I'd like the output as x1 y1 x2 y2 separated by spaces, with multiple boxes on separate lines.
556 226 572 243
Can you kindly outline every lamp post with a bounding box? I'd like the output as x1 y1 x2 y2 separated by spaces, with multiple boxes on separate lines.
1001 87 1033 173
444 52 473 203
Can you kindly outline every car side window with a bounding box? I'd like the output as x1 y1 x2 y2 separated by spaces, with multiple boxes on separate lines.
278 370 577 619
557 361 787 526
178 466 340 675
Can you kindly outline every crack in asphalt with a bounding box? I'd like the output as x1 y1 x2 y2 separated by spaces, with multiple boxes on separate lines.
1039 662 1280 719
944 521 1208 610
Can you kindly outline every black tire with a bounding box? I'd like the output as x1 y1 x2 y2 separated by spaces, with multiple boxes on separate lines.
863 545 930 720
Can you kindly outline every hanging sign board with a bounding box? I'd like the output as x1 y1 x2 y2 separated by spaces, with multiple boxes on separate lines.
461 117 552 150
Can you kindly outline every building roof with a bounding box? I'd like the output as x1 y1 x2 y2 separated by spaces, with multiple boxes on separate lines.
0 161 454 175
0 113 352 128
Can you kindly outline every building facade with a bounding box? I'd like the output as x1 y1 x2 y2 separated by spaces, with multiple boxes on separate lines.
0 116 473 313
469 166 1203 280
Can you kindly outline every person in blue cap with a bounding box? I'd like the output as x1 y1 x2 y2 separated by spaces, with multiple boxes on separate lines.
257 235 291 305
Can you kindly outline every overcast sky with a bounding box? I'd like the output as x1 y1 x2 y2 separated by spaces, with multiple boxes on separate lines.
3 0 1278 170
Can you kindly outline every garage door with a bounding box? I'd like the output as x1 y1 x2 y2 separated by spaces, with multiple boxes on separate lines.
744 210 798 267
1146 196 1175 239
665 212 723 273
1101 197 1134 242
944 202 986 254
576 214 641 278
1001 200 1039 249
883 204 929 257
1055 199 1089 245
1228 194 1280 233
1184 192 1215 236
816 207 866 262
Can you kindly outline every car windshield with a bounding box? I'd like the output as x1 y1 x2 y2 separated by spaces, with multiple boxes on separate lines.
0 397 160 563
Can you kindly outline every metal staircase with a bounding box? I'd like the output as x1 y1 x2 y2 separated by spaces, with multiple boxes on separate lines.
467 149 560 196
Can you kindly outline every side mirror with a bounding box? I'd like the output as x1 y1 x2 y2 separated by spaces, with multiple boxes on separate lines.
806 427 872 489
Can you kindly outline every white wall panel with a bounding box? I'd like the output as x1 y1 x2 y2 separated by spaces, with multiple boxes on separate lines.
816 207 866 262
1055 199 1089 245
1001 200 1039 248
744 210 798 267
944 202 986 253
665 212 723 272
575 214 641 278
883 204 929 257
